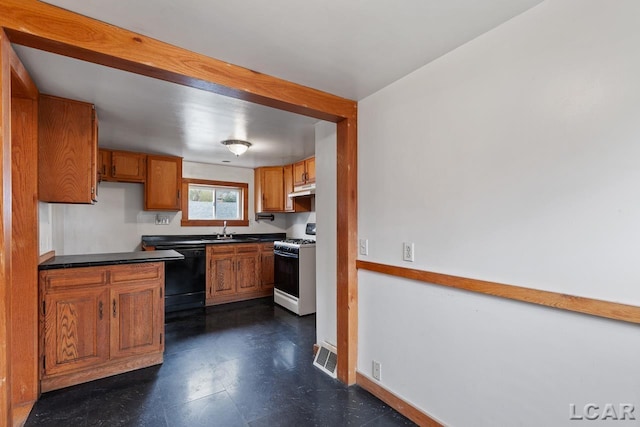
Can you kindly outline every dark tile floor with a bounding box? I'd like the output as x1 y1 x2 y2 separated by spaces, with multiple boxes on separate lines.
25 298 416 426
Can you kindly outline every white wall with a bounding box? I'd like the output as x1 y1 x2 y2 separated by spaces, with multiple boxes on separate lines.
46 161 289 255
358 1 640 425
314 121 337 347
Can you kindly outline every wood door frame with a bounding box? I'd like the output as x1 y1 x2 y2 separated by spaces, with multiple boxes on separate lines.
0 28 39 427
0 0 359 395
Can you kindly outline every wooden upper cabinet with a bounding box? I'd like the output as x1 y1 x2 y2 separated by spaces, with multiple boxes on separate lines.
99 149 146 183
98 149 110 183
293 157 315 187
38 94 98 204
283 164 311 213
145 154 182 210
283 164 294 212
255 166 284 213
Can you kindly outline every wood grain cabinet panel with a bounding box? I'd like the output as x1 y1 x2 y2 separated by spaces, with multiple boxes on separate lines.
260 243 275 290
99 149 146 183
39 262 165 392
283 164 312 213
293 157 315 187
254 166 284 213
43 287 109 376
145 154 182 210
209 256 235 298
38 94 98 204
110 283 163 359
236 252 260 294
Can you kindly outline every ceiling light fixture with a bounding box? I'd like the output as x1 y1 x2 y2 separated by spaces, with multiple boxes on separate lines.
221 139 252 156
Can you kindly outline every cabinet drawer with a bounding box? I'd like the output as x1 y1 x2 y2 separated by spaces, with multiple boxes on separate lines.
208 245 236 255
235 244 259 254
41 268 108 291
260 242 274 252
109 263 163 285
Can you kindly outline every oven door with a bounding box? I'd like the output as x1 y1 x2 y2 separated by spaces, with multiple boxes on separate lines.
274 250 299 298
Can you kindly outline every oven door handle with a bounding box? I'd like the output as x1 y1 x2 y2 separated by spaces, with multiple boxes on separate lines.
274 250 298 258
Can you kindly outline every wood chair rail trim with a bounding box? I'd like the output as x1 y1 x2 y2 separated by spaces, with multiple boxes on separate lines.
356 260 640 324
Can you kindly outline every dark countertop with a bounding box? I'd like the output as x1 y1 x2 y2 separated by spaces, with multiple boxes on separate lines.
141 233 286 248
39 250 184 270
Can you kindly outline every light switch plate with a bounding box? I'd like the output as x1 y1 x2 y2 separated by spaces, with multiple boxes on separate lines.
359 239 369 255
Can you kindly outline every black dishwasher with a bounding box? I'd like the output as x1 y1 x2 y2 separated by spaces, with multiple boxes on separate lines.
156 244 206 313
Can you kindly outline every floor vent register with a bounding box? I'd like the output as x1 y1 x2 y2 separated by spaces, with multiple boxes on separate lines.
313 342 337 378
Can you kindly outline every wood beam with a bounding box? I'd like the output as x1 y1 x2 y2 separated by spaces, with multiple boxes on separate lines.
11 93 39 424
336 116 358 384
0 0 356 122
0 28 14 427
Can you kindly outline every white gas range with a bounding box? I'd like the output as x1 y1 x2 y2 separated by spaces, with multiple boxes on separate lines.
273 224 316 315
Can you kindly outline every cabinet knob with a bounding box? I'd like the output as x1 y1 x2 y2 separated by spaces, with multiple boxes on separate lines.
112 299 117 318
99 301 103 320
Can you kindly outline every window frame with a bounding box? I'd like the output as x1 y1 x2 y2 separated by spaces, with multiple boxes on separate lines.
180 178 249 226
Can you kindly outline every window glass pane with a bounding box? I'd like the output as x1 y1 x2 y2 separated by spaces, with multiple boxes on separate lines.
215 189 240 219
188 185 215 220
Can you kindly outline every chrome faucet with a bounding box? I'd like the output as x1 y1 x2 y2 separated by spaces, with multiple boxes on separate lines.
223 220 227 237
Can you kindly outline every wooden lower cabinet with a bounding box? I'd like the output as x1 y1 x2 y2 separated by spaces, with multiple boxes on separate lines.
110 283 163 359
39 262 165 392
43 287 110 377
206 242 275 305
260 242 275 290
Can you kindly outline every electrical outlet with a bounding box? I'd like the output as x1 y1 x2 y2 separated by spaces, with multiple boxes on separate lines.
372 360 381 381
359 239 369 256
403 242 414 262
155 215 170 225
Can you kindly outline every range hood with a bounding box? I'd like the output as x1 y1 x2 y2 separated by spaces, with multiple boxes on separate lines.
289 183 316 198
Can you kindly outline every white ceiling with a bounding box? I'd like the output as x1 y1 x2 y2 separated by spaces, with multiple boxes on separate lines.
13 0 544 168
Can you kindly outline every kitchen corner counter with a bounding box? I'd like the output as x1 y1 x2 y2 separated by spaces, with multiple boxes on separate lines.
38 250 184 270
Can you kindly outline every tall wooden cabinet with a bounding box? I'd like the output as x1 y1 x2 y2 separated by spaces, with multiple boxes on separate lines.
38 94 98 204
145 154 182 210
39 262 164 392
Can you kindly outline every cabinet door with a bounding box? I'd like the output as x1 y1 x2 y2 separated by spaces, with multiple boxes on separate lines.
110 283 163 359
260 249 275 290
38 95 98 204
145 155 182 210
209 255 236 298
98 149 111 182
293 161 307 187
236 253 260 294
111 151 146 182
305 157 316 184
260 167 284 212
43 288 109 376
283 164 294 212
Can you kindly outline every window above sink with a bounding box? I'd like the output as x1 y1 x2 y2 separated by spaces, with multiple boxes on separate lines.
181 178 249 227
